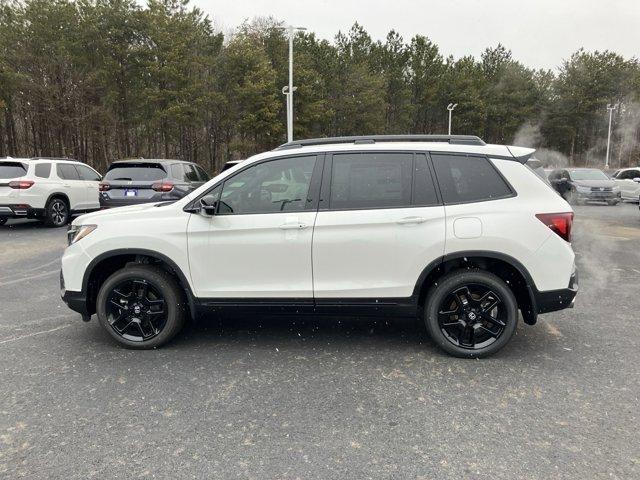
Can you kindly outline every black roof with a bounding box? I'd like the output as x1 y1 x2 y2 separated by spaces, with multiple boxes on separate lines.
275 135 486 150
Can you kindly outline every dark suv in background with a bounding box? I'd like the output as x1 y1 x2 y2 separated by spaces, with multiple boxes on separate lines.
548 168 620 205
99 159 209 208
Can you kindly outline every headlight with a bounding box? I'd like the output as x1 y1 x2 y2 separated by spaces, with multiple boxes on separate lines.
612 186 620 192
67 224 97 245
575 185 590 193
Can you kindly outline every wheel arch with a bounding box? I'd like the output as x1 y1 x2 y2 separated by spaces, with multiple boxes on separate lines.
82 248 196 319
413 251 538 325
46 192 70 209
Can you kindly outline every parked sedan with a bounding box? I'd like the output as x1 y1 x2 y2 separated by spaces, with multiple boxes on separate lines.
610 167 640 202
99 159 209 208
548 168 621 205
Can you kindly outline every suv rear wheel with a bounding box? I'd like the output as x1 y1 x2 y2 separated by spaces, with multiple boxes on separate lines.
44 197 69 227
424 270 518 358
96 265 186 349
0 218 6 226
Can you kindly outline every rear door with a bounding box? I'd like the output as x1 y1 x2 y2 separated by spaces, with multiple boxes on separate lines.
614 169 640 200
312 152 446 299
55 163 86 210
75 164 102 209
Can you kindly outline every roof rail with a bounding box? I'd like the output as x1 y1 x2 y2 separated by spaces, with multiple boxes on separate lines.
275 134 486 150
30 156 79 162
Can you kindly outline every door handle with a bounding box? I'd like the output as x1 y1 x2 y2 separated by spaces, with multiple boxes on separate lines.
396 216 427 225
279 222 308 230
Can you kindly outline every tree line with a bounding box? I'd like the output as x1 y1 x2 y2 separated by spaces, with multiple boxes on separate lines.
1 0 639 174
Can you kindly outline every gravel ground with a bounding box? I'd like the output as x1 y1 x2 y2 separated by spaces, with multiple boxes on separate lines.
0 203 639 479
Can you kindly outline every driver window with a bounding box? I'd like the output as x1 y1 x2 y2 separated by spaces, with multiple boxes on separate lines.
218 156 316 215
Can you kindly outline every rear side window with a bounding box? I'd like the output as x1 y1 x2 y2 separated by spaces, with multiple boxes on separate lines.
195 165 209 181
184 164 200 182
104 163 167 181
0 162 27 179
76 165 101 181
413 154 439 205
35 163 51 178
330 153 413 209
171 164 187 181
432 154 513 204
57 163 80 180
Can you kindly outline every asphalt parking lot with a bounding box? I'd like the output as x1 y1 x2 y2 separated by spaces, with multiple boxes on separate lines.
1 204 639 479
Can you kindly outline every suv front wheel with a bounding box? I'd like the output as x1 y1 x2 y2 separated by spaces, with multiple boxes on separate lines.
96 265 186 349
424 270 518 358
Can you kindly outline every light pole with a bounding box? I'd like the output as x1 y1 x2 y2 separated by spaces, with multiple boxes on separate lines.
279 25 306 143
447 103 457 135
605 103 618 169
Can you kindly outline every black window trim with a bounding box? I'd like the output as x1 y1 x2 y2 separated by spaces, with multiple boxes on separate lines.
320 150 442 212
185 153 324 216
429 152 517 206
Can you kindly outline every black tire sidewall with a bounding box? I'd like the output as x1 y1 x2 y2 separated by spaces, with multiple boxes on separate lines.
424 270 518 358
0 217 6 226
96 265 186 349
45 198 69 227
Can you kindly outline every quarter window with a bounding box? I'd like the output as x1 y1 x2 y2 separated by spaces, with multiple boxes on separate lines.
413 154 439 206
330 153 413 209
432 154 513 204
218 156 316 215
34 163 52 179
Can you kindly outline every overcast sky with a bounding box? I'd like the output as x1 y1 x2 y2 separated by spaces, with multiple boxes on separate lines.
188 0 640 71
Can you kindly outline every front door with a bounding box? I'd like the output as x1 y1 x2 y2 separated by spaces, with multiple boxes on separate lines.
187 155 321 299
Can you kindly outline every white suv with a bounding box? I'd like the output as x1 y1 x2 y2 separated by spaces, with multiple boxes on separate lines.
0 157 102 227
610 167 640 202
61 136 578 357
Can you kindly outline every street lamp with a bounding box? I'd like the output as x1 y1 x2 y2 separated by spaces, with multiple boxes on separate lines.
278 25 307 143
605 103 618 169
447 103 458 135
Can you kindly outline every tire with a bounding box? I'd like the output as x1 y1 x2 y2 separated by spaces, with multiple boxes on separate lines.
96 265 187 349
0 217 7 226
44 197 69 227
424 269 518 358
607 199 619 206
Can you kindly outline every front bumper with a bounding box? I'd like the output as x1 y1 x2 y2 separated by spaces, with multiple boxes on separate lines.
534 269 578 314
60 271 90 317
575 191 620 202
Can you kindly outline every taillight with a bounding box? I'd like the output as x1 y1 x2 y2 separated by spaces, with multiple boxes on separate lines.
9 180 34 189
152 181 174 192
98 182 110 192
536 212 573 242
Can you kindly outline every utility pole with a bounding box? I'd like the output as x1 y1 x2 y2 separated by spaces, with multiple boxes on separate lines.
279 25 306 143
605 103 618 169
447 103 457 135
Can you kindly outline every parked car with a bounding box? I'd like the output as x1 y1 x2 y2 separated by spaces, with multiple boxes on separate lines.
610 167 640 202
0 157 101 227
548 168 620 205
99 159 209 208
61 135 577 358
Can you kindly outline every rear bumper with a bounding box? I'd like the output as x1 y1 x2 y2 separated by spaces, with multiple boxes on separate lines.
0 204 45 219
534 269 578 314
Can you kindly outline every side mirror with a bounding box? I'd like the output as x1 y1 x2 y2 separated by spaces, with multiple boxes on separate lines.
199 195 218 216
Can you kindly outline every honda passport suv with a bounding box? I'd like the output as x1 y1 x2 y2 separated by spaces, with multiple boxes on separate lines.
61 135 578 358
0 157 101 227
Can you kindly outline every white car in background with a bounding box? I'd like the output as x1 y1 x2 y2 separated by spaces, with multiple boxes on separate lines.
0 157 102 227
610 167 640 202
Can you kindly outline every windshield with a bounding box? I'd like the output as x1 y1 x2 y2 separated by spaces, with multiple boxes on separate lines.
104 163 167 181
569 169 609 181
0 162 27 179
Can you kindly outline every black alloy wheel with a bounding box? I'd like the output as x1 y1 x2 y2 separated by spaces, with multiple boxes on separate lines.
105 278 168 342
96 265 186 348
425 270 518 358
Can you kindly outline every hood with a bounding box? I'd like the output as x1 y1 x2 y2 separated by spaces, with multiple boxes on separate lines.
572 179 616 188
72 202 164 225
